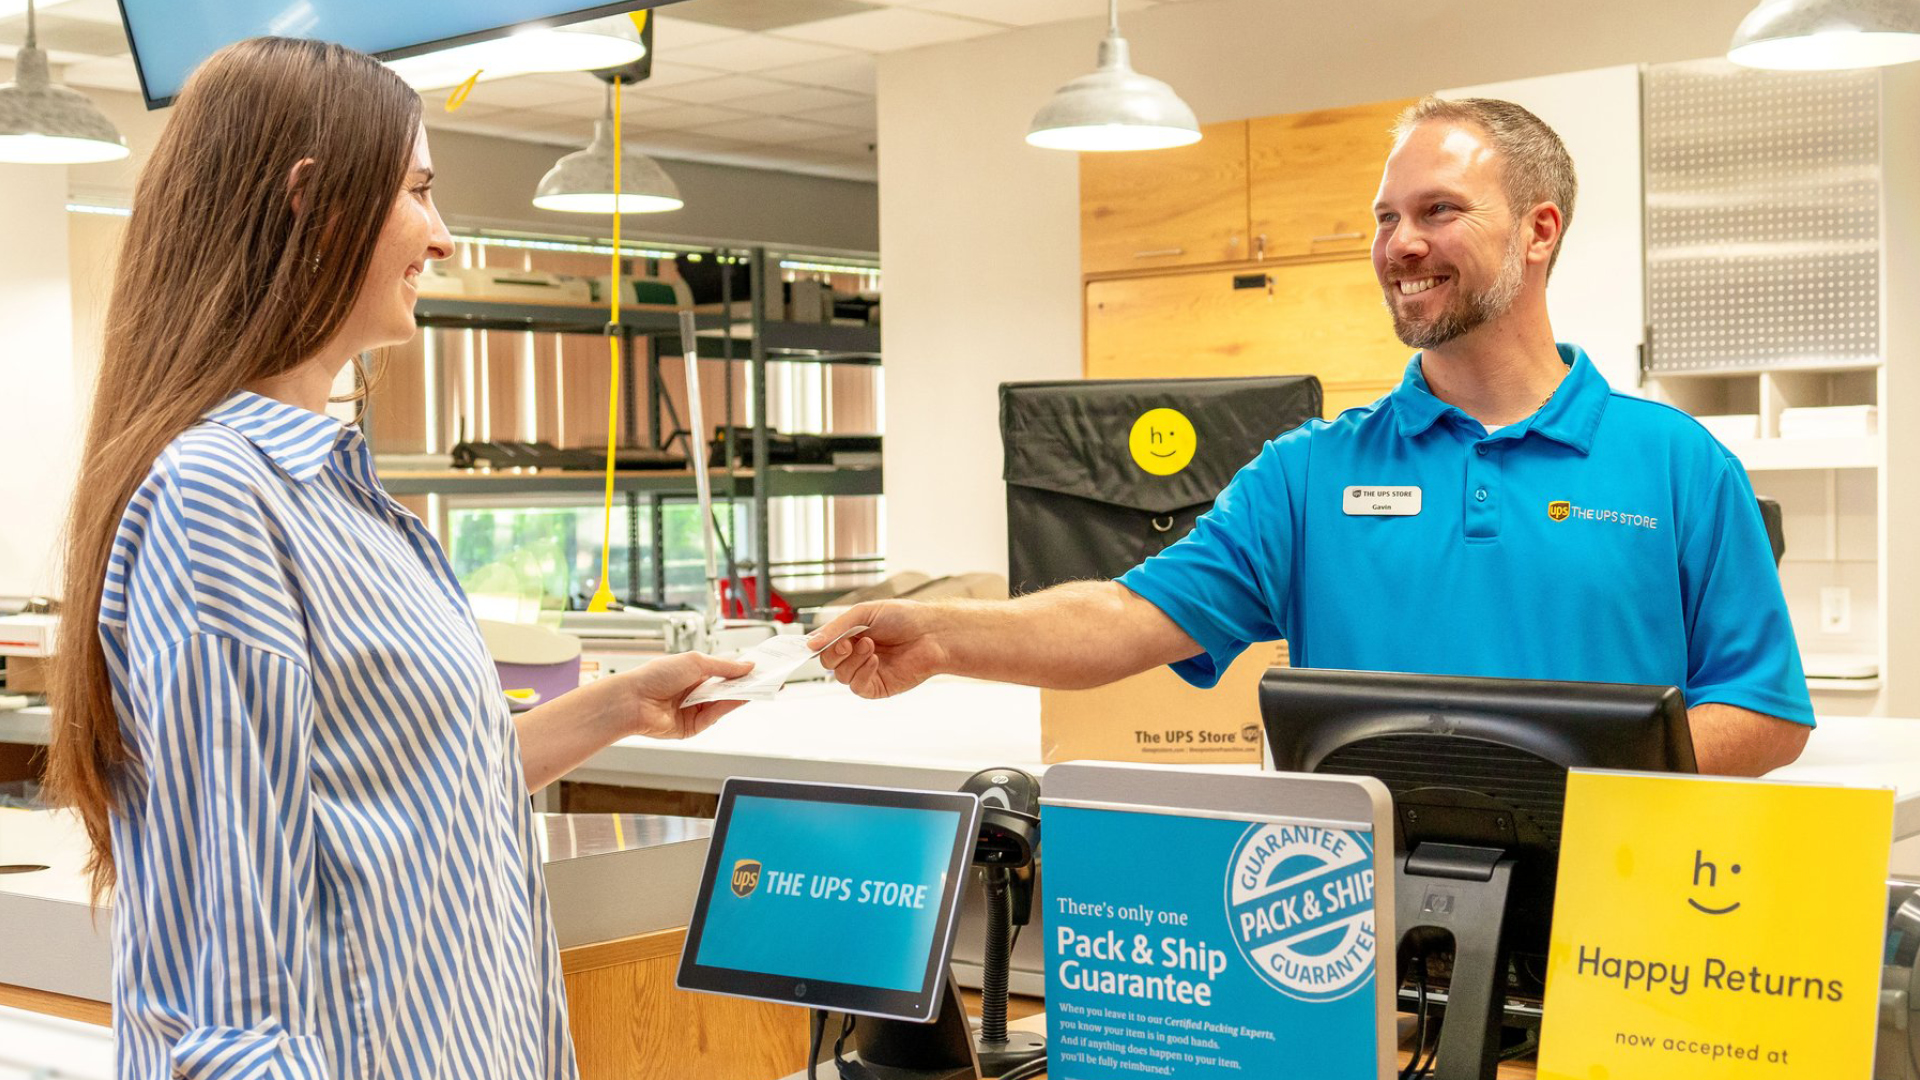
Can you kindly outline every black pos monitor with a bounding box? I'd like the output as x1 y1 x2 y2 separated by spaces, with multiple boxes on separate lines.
1262 668 1696 1080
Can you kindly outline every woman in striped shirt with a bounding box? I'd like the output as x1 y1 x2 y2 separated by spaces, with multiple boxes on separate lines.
48 37 750 1079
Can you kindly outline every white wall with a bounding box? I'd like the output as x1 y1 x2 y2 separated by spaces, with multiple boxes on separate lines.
878 0 1758 578
0 163 80 600
1438 66 1647 393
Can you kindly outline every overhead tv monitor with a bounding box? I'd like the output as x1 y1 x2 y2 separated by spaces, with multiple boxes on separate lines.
115 1 676 108
676 778 982 1023
1262 667 1694 1079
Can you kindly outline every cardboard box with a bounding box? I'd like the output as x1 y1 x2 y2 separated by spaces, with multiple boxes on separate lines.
1040 642 1287 765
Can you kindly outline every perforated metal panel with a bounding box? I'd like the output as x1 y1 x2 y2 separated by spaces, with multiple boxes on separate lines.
1644 60 1880 373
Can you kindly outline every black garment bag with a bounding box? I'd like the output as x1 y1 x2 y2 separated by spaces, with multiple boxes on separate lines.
999 376 1322 597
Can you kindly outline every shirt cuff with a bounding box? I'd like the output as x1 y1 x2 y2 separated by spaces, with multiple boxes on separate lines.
1686 685 1817 728
170 1025 330 1079
1115 573 1246 690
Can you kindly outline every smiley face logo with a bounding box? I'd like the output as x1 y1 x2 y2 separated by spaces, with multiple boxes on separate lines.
1129 408 1197 476
1687 849 1741 915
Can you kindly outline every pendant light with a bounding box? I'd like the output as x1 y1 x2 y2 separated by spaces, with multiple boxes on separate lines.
533 76 682 214
0 0 129 164
1728 0 1920 70
386 14 648 91
1026 0 1199 152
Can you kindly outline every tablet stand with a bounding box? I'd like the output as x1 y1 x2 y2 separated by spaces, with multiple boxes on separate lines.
805 971 982 1080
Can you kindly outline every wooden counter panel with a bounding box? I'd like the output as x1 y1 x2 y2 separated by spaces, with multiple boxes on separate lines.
562 928 808 1080
0 981 110 1026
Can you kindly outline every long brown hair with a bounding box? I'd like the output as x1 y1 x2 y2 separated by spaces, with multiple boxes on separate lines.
47 37 421 901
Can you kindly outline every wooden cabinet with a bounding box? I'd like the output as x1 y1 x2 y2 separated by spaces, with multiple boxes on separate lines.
1248 98 1413 262
1080 120 1249 275
1084 260 1406 418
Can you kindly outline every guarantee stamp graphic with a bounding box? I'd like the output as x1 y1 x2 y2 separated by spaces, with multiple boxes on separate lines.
1225 823 1378 1002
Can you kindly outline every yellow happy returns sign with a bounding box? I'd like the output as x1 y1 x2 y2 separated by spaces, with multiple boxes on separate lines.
1537 770 1892 1079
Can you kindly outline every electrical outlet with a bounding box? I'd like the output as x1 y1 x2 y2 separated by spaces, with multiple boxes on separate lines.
1820 586 1852 635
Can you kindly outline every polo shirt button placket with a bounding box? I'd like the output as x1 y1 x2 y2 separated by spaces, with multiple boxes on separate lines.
1465 440 1502 539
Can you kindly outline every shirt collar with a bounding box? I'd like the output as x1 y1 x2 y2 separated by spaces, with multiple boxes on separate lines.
1390 343 1610 455
204 390 351 483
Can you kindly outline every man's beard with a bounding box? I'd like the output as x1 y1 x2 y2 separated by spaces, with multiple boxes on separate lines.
1386 228 1526 350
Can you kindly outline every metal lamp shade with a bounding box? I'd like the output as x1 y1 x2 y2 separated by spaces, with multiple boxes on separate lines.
1729 0 1920 69
532 119 683 214
1027 33 1200 152
0 44 129 164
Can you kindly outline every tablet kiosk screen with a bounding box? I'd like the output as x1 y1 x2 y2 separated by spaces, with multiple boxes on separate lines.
696 795 962 992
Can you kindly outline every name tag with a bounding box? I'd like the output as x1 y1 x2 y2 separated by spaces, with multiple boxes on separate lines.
1343 485 1422 516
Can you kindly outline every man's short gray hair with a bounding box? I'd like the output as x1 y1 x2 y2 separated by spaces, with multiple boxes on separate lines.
1394 96 1578 276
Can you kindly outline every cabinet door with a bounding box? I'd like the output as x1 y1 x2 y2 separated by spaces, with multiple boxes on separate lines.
1080 120 1249 275
1247 99 1412 262
1084 258 1405 419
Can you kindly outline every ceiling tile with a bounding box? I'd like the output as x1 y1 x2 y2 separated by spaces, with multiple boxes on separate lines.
60 52 141 92
0 11 124 56
762 53 876 94
772 7 999 51
15 0 118 21
694 114 848 145
669 32 851 73
902 0 1153 26
631 59 735 90
626 102 760 130
649 13 748 49
621 129 762 156
643 73 796 104
722 85 864 116
792 98 877 128
668 0 880 32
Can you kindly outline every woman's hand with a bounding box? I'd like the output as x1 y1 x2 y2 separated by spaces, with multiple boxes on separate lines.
614 651 757 739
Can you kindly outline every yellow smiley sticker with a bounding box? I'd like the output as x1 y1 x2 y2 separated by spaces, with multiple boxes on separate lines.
1129 408 1197 476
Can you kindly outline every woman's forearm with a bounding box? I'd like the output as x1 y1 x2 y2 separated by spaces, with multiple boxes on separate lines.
513 677 632 792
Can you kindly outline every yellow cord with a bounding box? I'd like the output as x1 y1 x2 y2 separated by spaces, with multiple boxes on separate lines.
588 78 624 611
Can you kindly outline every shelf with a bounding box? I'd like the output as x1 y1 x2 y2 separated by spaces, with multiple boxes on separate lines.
414 298 881 363
413 296 700 334
378 465 882 499
1722 436 1881 471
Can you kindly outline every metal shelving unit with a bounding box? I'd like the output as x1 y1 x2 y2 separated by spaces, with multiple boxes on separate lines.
404 245 882 616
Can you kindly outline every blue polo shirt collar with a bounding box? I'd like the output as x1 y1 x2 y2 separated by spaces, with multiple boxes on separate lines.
205 390 350 483
1390 343 1609 455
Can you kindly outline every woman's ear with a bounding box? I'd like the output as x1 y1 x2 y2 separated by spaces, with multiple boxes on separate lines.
286 157 316 215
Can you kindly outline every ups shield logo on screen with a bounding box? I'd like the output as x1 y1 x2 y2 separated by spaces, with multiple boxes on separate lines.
731 860 762 898
1548 500 1572 522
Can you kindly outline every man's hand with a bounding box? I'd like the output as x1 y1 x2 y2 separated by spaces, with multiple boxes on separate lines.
614 651 756 739
809 601 945 699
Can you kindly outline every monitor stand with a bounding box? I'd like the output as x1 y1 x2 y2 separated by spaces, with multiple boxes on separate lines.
801 972 983 1080
1394 842 1517 1080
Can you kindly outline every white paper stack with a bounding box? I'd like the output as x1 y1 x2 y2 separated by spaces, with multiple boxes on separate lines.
1779 405 1877 439
684 625 869 706
1696 413 1760 442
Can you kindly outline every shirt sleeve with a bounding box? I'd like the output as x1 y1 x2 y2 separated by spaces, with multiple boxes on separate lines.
1116 435 1300 689
125 633 332 1079
1677 455 1816 727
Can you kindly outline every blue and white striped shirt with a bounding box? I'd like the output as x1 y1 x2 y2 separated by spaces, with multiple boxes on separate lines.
99 391 577 1079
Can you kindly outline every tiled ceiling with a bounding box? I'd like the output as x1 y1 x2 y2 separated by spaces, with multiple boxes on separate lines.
0 0 1190 183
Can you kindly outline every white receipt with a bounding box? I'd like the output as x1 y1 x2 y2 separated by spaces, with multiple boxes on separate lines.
684 625 870 706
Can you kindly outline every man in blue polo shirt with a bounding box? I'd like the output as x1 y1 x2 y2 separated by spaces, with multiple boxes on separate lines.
812 96 1812 776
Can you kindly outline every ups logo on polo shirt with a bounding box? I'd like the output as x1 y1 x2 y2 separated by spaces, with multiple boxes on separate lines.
731 859 762 898
1548 500 1572 522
